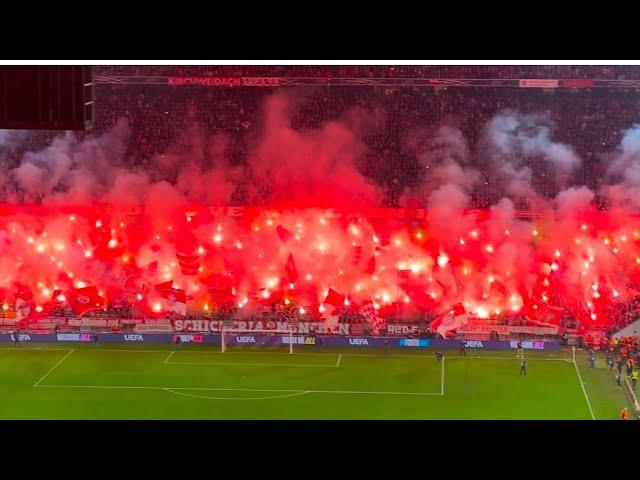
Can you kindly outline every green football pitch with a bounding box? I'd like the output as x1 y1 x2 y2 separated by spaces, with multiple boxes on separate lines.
0 343 631 419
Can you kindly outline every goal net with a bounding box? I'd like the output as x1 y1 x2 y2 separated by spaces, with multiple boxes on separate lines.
221 328 294 354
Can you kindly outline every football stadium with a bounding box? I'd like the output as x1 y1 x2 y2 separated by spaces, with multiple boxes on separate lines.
0 62 639 420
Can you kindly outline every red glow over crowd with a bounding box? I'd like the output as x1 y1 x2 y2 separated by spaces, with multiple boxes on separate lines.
2 202 640 333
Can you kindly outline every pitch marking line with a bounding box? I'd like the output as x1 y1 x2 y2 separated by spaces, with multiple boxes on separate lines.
163 351 176 364
336 354 343 367
447 355 573 363
163 388 311 401
54 349 575 362
33 349 75 387
573 357 596 420
0 347 74 351
33 384 442 397
165 361 338 368
0 346 574 362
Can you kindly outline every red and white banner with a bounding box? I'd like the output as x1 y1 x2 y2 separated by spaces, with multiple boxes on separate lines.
457 325 559 336
134 323 173 333
519 79 559 88
174 319 351 335
167 77 281 87
431 303 469 337
387 324 420 335
67 318 120 327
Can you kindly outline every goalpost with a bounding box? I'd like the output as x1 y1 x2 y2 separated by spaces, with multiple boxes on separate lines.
221 328 295 354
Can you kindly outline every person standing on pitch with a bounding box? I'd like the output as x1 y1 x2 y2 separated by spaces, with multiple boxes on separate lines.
616 372 622 389
516 340 524 359
459 340 466 356
607 354 614 371
13 331 20 348
633 369 639 389
589 349 596 368
620 407 629 420
520 358 527 375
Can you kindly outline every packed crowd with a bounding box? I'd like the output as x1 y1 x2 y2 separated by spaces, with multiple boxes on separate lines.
4 66 640 338
89 82 640 207
94 65 640 80
4 70 640 208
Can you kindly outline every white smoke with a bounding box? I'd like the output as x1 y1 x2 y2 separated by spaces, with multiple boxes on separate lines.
484 110 582 199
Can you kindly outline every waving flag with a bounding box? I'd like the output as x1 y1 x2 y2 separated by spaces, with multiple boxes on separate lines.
359 301 384 333
276 225 293 242
155 283 187 316
324 288 345 308
66 286 105 317
366 257 376 275
490 280 509 299
14 298 32 321
176 252 200 276
431 303 468 338
14 282 33 302
285 253 298 283
352 245 363 265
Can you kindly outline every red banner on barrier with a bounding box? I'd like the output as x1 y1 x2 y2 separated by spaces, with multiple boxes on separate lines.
167 77 281 87
562 79 595 89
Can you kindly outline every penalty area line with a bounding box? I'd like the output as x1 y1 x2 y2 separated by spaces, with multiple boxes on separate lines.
163 351 176 364
33 349 75 387
164 361 337 368
163 388 311 401
573 357 596 420
33 383 442 396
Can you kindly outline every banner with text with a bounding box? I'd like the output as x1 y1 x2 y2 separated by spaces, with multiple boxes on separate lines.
174 319 351 335
168 77 281 87
519 79 559 88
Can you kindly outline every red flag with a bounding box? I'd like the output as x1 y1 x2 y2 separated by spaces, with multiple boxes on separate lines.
490 280 508 299
398 269 411 281
66 286 105 317
14 282 33 302
517 284 536 320
155 280 174 293
285 253 298 283
156 284 187 304
206 274 234 304
324 288 345 308
176 252 200 276
276 225 293 242
154 283 187 315
366 257 376 275
400 284 436 311
352 245 363 265
144 261 158 276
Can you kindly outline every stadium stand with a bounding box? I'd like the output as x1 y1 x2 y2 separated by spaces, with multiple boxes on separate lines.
3 65 640 341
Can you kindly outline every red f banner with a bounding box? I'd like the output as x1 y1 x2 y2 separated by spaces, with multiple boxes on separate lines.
66 286 105 317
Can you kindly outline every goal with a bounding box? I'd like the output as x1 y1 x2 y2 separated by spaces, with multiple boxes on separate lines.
221 328 295 354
